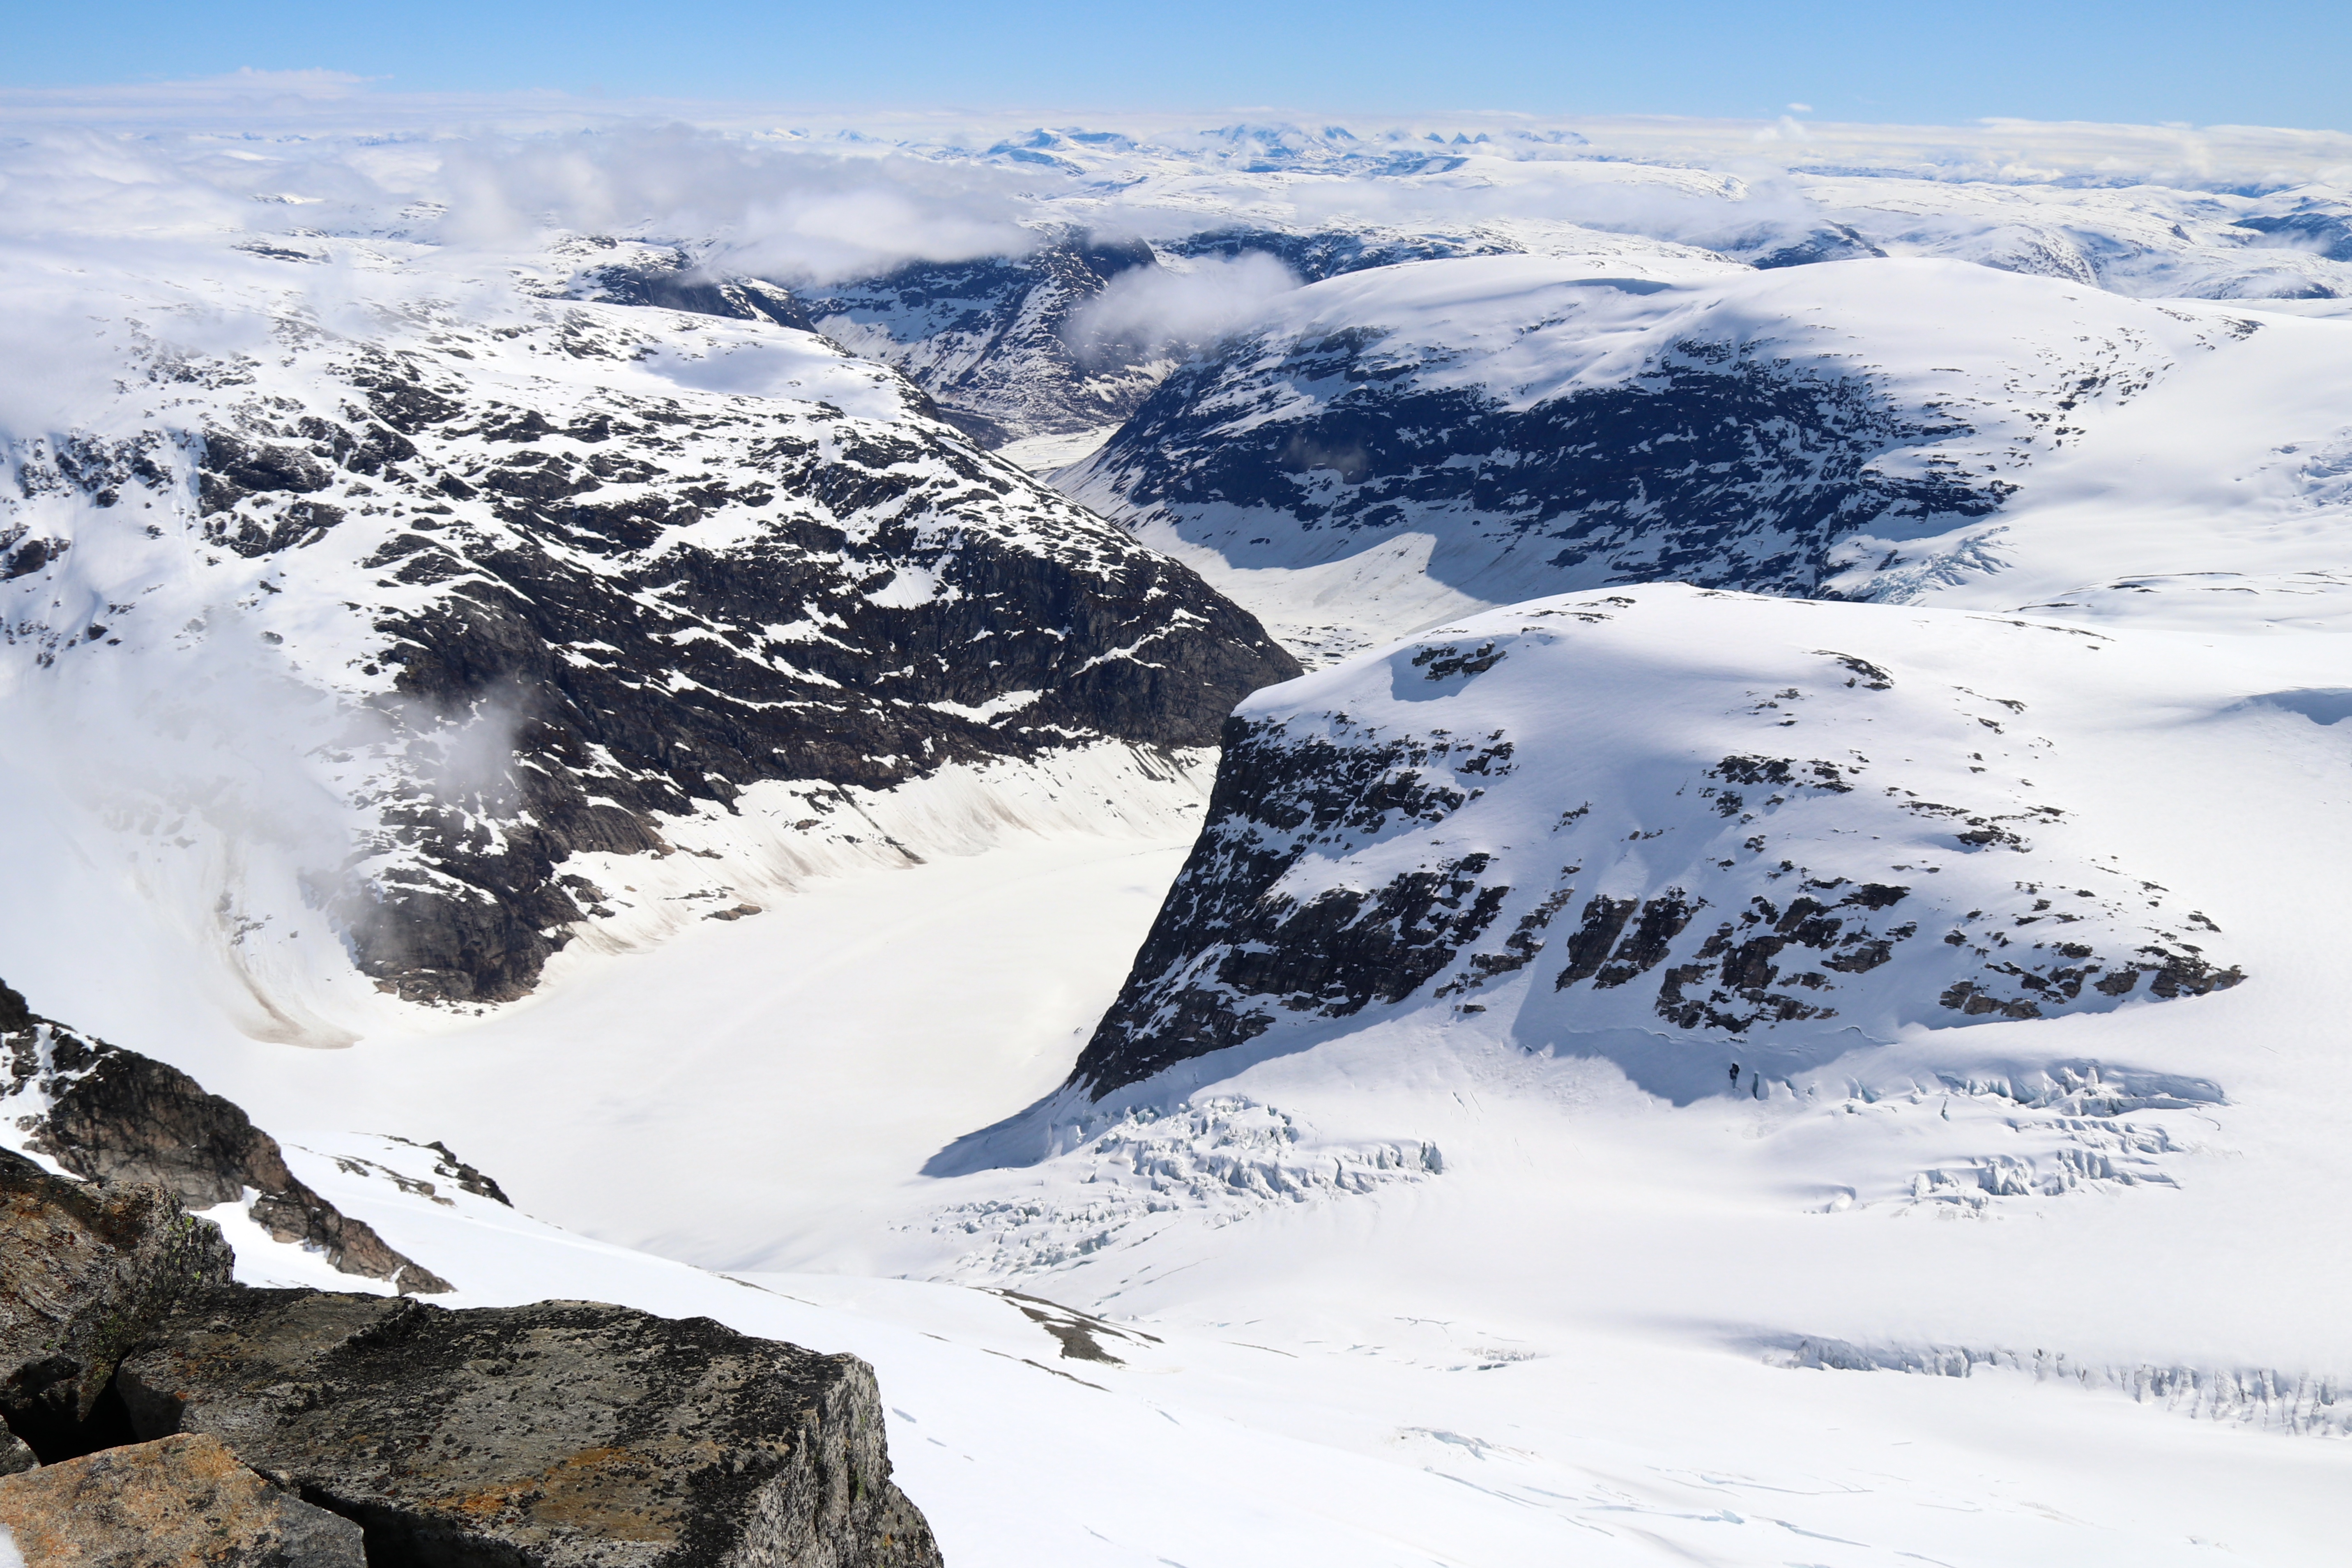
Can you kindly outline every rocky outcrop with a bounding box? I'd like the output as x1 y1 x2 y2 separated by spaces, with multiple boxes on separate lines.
0 1133 936 1566
0 1432 365 1568
3 289 1298 1006
2 981 450 1294
118 1289 941 1568
792 231 1168 445
0 1148 233 1460
1071 717 1522 1092
1069 588 2247 1098
1067 283 2013 603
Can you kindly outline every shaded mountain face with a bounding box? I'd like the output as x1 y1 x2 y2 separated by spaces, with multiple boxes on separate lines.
566 232 1171 446
1054 254 2305 659
793 233 1168 445
1069 587 2244 1101
2 274 1298 1008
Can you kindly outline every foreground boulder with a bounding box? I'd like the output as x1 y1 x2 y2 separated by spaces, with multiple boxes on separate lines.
2 980 450 1294
0 1149 233 1459
118 1289 941 1568
0 1432 364 1568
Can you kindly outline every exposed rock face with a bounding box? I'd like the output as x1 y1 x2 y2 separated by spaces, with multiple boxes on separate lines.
4 280 1298 1006
565 230 1169 446
118 1289 941 1568
794 232 1169 445
1069 587 2245 1099
385 1137 513 1207
1159 226 1512 283
0 1148 233 1460
0 1432 365 1568
1056 256 2258 660
2 981 449 1294
1066 267 2014 605
1741 222 1888 270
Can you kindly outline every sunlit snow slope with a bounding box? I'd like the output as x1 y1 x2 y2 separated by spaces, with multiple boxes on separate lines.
1062 255 2352 660
94 580 2349 1566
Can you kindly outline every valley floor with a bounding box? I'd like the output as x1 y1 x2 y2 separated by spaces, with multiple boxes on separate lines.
118 819 2350 1568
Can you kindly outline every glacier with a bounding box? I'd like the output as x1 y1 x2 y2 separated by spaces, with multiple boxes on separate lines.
0 97 2348 1566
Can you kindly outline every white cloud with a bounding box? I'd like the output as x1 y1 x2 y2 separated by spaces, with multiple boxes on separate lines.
1066 252 1303 360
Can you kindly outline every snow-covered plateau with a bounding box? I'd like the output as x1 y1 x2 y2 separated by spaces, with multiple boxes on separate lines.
2 101 2349 1565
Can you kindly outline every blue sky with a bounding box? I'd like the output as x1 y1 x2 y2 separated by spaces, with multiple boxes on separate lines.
8 0 2348 130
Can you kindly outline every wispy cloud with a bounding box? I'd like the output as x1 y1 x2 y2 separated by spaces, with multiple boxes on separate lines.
1068 252 1303 360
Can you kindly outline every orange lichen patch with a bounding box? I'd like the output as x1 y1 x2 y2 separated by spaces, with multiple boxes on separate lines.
433 1445 681 1544
0 1432 360 1568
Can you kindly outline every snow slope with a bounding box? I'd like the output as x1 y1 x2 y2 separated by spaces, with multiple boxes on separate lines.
42 579 2342 1563
241 1130 2352 1568
1061 254 2352 661
909 581 2350 1374
43 798 2335 1567
7 583 2347 1559
5 107 2351 1566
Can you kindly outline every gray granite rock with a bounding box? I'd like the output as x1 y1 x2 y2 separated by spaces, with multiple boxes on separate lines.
0 1148 233 1460
0 1431 364 1568
2 980 450 1294
119 1288 942 1568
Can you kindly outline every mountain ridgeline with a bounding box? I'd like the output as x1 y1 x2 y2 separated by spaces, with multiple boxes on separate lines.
1067 589 2246 1100
2 273 1298 1007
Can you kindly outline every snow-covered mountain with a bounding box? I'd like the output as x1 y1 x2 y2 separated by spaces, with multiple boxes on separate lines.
0 230 1295 1030
4 102 2350 1568
1066 586 2249 1099
1058 254 2352 658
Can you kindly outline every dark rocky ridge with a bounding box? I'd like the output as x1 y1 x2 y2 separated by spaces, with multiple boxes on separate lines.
1073 324 2013 602
1072 716 1521 1093
2 980 449 1293
7 298 1298 1004
1068 601 2246 1099
118 1289 940 1568
0 1147 235 1460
